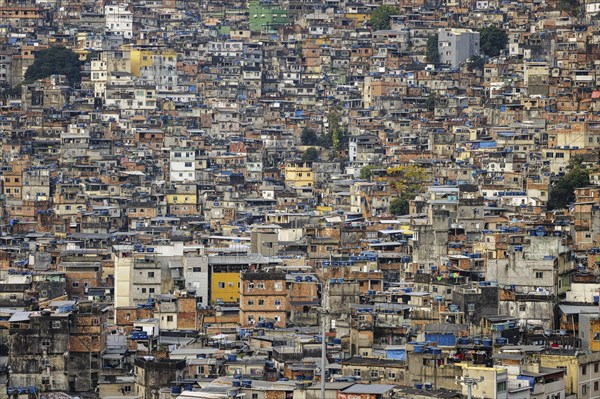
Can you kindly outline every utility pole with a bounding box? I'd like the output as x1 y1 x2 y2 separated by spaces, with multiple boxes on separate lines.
320 304 327 399
456 376 484 399
320 256 331 399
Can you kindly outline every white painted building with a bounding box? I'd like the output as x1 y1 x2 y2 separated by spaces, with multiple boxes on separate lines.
169 148 196 182
105 4 133 39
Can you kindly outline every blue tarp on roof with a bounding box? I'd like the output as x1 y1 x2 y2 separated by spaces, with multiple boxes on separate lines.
385 348 406 360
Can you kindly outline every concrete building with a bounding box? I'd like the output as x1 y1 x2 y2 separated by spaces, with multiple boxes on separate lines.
438 28 480 68
105 4 133 39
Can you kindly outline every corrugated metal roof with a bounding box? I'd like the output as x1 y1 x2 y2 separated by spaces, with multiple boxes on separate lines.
558 304 598 315
341 384 397 394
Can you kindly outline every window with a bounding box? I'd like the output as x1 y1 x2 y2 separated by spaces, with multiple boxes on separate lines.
583 365 587 375
595 381 599 391
353 369 361 377
258 299 265 306
387 371 396 379
218 282 225 289
193 267 202 272
52 320 61 329
257 283 265 289
371 370 379 378
595 363 599 373
275 299 281 306
252 394 258 399
41 377 50 385
72 281 79 288
467 303 475 312
248 299 254 305
9 294 16 302
583 384 588 395
497 381 507 392
123 386 132 393
535 271 543 279
167 316 173 322
41 339 51 347
141 288 147 293
248 282 254 289
148 272 154 278
149 288 155 294
519 304 526 312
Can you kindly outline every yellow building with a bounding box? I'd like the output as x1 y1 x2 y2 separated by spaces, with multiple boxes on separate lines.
129 48 177 77
208 256 276 305
284 161 315 188
538 351 600 398
165 193 197 205
344 13 369 22
458 364 508 399
210 271 240 304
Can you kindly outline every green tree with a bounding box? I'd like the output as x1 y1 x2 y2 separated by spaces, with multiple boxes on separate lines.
301 128 318 146
467 55 486 71
547 157 590 210
301 147 320 162
425 94 436 112
318 133 333 149
389 198 407 215
1 84 22 99
369 5 398 31
479 27 508 57
385 165 429 215
25 46 82 86
330 112 341 151
359 165 379 180
426 35 440 64
558 0 578 14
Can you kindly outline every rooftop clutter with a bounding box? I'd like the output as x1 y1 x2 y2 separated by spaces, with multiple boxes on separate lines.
0 0 600 397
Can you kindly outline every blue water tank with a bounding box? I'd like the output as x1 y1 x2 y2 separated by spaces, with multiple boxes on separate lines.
415 383 423 389
482 338 493 347
473 338 482 345
171 386 182 394
458 337 470 345
414 345 424 353
495 338 508 346
228 354 238 361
